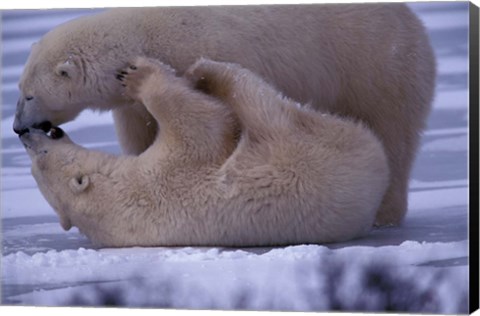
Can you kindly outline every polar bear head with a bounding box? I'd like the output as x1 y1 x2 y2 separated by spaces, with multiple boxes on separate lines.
20 127 91 230
13 20 132 135
14 43 82 135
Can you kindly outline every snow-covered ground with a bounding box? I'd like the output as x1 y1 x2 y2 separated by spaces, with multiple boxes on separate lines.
0 2 471 313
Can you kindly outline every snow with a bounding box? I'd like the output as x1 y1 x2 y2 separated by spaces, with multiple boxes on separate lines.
2 241 469 312
422 134 468 152
2 65 24 79
437 56 468 75
417 10 469 30
1 12 98 35
434 89 469 110
2 188 52 217
0 2 472 313
423 126 467 136
408 187 467 210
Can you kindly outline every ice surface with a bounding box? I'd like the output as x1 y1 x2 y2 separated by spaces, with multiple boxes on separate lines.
434 89 469 110
422 134 468 152
0 2 471 313
418 10 469 30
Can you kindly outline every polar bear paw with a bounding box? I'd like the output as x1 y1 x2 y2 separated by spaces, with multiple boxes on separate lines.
116 57 176 102
185 58 246 99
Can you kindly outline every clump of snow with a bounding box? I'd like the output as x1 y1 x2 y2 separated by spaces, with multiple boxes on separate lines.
6 244 468 313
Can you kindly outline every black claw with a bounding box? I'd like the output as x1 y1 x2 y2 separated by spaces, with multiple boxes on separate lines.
116 74 124 81
120 71 128 75
129 65 137 70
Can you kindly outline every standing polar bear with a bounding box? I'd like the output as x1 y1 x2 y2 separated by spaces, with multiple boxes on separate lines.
21 58 389 247
13 4 435 226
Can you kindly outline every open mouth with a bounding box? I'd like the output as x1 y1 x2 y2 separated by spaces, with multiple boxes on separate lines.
47 126 64 139
16 122 64 140
32 121 53 133
15 121 53 136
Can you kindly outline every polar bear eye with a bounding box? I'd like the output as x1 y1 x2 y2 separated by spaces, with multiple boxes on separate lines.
60 70 69 78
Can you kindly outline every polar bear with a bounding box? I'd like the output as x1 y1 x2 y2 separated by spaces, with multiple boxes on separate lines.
20 58 389 247
13 4 435 226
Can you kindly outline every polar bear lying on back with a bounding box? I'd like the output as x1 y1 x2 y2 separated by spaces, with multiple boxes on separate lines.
21 58 389 247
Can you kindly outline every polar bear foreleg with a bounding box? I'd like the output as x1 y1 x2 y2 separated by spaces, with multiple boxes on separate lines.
117 57 237 160
186 59 295 140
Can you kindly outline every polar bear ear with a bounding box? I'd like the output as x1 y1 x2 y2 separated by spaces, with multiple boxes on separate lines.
69 175 90 194
55 59 77 79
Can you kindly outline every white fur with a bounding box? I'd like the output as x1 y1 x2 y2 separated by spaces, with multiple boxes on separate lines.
21 58 389 247
14 4 435 225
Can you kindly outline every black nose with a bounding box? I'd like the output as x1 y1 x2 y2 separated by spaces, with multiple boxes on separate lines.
13 127 29 136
